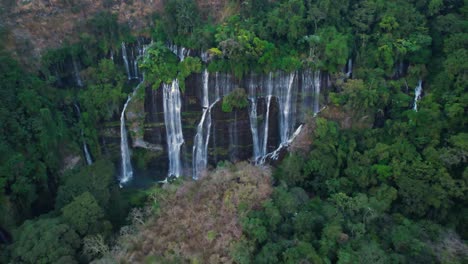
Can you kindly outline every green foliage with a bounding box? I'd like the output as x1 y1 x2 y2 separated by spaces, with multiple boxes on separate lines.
140 42 201 91
61 192 109 236
221 88 249 112
273 154 307 186
11 218 80 264
163 0 200 40
55 159 115 210
141 42 179 89
0 52 67 222
177 56 202 91
87 12 131 54
2 0 468 263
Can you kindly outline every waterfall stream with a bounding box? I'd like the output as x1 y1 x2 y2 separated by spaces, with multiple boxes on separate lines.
119 86 138 185
246 71 321 164
119 42 149 185
192 70 220 179
346 59 352 78
163 80 185 177
277 72 296 145
413 80 423 111
72 57 83 87
313 71 321 114
119 44 324 181
73 103 93 165
121 42 131 80
168 44 190 61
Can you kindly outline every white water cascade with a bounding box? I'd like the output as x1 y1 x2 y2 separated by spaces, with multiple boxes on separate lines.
121 42 131 80
168 44 190 61
72 57 83 87
163 79 185 177
262 74 274 158
191 71 235 178
413 80 423 111
119 81 143 185
73 103 92 165
133 49 139 79
248 74 261 161
119 42 150 185
346 59 352 78
192 70 220 179
313 71 321 114
277 72 296 144
248 73 276 164
248 70 321 164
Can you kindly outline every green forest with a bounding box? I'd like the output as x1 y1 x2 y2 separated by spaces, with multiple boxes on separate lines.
0 0 467 263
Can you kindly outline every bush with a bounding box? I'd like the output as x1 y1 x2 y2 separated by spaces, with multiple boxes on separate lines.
222 88 248 112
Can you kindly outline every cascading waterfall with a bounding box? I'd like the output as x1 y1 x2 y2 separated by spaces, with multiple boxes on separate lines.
249 98 260 160
313 70 321 114
262 73 274 158
201 51 209 63
192 71 236 177
346 59 352 78
249 72 275 164
301 70 314 120
168 44 190 61
413 80 423 111
192 70 220 179
72 57 83 87
121 42 131 80
163 79 184 177
73 103 93 165
133 49 139 79
260 72 297 161
119 79 146 185
83 140 93 165
120 95 134 185
119 42 150 185
248 74 261 161
277 72 296 144
247 71 324 164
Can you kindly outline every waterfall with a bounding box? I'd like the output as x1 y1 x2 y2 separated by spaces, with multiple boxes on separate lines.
72 57 83 87
249 97 260 161
260 72 297 163
168 44 190 61
201 51 209 63
248 74 261 161
262 73 274 158
192 71 236 177
192 70 219 179
413 80 423 111
301 70 314 120
73 103 92 165
119 41 151 185
133 49 139 79
83 141 93 165
313 71 321 114
121 42 131 80
346 59 352 78
277 72 296 144
163 79 184 177
119 90 137 185
249 71 310 164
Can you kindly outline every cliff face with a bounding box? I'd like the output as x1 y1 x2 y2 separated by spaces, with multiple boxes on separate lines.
105 67 325 181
